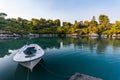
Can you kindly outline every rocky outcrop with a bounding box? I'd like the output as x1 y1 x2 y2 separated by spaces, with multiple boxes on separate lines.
89 33 99 37
69 73 102 80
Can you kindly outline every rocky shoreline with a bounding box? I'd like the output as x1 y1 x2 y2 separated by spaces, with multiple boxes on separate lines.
0 33 120 39
69 73 102 80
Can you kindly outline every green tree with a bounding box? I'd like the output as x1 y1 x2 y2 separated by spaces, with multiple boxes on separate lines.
31 18 40 27
99 14 109 24
63 22 72 27
98 14 110 34
84 20 89 27
110 21 120 34
89 16 98 33
53 19 61 26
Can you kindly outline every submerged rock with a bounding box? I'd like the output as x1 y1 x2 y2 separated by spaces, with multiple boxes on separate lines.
69 73 102 80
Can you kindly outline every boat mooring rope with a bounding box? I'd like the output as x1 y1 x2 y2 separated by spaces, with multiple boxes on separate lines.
39 62 70 79
27 69 30 80
26 61 70 80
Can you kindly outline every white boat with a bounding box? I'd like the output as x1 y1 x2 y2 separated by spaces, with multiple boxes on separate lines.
13 43 44 71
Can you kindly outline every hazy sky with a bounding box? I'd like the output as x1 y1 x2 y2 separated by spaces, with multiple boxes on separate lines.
0 0 120 23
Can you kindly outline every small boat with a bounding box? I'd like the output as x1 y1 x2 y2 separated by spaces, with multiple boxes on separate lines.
13 43 44 71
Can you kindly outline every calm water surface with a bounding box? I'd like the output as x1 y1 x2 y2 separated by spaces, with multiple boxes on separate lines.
0 37 120 80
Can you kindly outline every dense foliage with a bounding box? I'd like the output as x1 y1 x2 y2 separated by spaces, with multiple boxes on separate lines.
0 12 120 36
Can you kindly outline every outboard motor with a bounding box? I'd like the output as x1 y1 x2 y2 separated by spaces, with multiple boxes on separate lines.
26 41 30 45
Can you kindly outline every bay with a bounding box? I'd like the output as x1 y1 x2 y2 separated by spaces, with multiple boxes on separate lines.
0 37 120 80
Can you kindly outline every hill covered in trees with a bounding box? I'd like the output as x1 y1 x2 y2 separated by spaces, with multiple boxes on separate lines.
0 12 120 36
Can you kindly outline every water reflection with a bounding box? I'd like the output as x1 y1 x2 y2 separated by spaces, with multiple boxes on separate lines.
1 37 120 57
1 38 120 59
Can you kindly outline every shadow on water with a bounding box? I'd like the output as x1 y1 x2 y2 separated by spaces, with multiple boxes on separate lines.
14 59 68 80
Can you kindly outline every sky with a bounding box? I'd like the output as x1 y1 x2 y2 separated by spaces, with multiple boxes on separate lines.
0 0 120 23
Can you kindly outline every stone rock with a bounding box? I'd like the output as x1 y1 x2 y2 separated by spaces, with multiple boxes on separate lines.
69 73 102 80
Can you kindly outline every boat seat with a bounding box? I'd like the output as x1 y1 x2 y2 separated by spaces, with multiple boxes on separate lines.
25 54 35 58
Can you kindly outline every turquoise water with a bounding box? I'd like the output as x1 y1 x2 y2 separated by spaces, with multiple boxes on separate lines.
1 37 120 80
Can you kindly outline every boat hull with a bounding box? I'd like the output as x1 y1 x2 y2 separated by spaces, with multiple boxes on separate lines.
20 58 41 71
